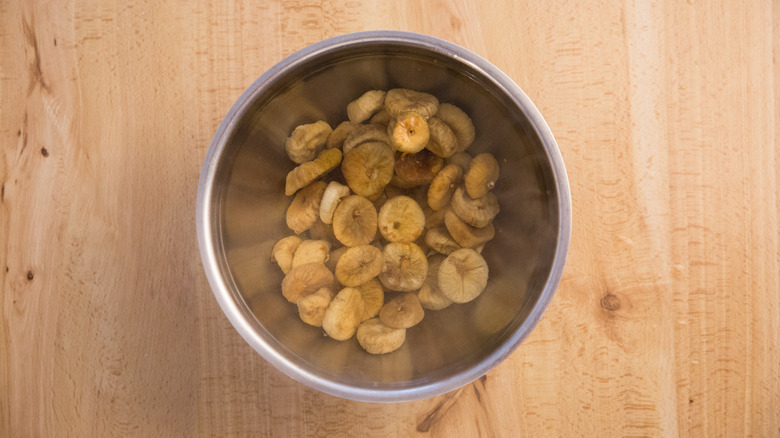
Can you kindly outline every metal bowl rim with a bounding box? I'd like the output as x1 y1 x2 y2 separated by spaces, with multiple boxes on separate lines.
196 30 571 403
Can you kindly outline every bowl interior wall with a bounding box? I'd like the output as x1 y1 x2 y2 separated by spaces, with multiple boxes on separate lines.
209 44 560 389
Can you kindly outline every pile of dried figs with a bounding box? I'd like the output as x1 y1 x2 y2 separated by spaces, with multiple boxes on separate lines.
270 88 500 354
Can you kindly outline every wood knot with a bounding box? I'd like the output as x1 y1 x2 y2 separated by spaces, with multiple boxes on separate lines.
26 270 34 281
41 147 49 157
600 293 620 311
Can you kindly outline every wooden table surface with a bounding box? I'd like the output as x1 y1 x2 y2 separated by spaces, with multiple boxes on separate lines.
2 1 778 436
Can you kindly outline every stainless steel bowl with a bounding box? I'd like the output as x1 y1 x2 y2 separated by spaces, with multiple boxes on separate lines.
196 31 571 402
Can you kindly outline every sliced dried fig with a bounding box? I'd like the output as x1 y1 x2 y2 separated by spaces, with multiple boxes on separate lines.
417 254 453 311
427 164 463 211
388 112 429 154
285 120 332 164
385 88 439 118
322 287 365 340
357 318 406 354
291 239 331 269
342 123 390 155
285 148 342 196
286 181 327 234
297 287 334 327
378 242 428 292
464 153 500 199
379 292 424 329
332 195 378 247
438 248 488 303
391 148 444 188
377 195 426 243
425 117 458 158
326 121 358 149
436 103 475 151
271 235 302 274
335 245 384 287
319 181 351 224
356 278 384 321
450 186 500 228
347 90 387 123
341 142 395 199
281 262 335 303
444 210 495 248
424 226 461 255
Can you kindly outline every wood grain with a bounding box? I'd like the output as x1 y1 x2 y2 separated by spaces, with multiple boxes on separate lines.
1 0 778 436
